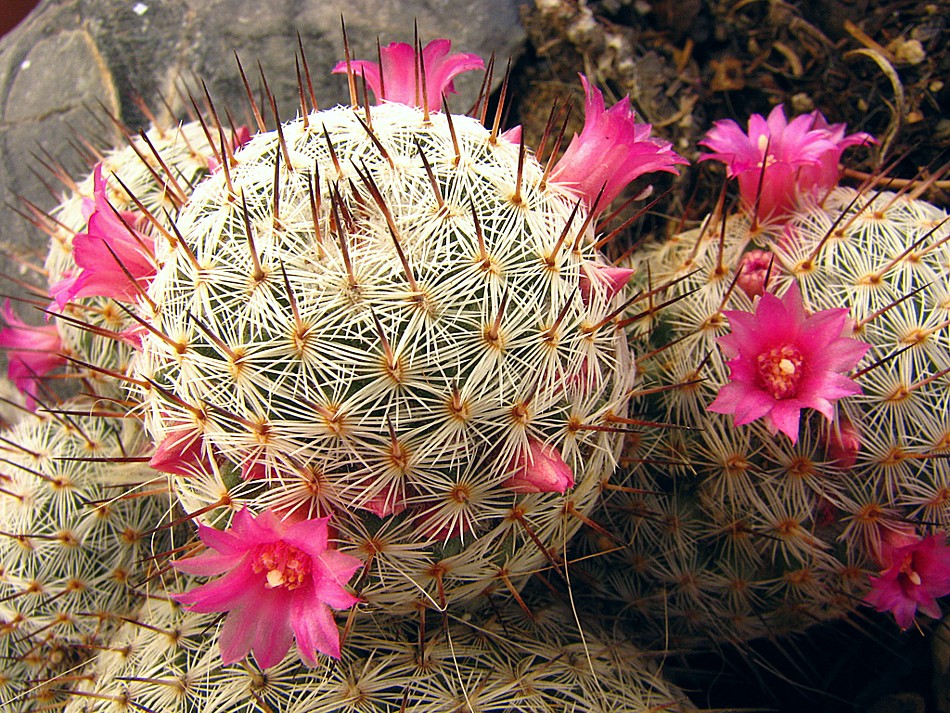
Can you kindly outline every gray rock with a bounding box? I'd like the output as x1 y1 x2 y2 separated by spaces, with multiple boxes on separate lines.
0 0 527 273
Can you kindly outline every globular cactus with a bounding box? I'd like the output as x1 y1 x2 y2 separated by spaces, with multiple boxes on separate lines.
124 44 686 624
0 403 176 710
576 179 950 646
61 577 697 713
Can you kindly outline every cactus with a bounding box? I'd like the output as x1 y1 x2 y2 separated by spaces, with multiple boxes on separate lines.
576 184 950 645
61 579 696 713
130 95 643 616
0 402 176 710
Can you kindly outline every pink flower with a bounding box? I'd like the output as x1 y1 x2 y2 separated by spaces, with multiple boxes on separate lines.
549 75 687 211
0 300 65 411
800 111 875 197
502 438 574 494
173 508 362 668
699 105 873 223
578 263 635 307
49 164 156 309
332 39 483 112
864 532 950 630
708 282 869 443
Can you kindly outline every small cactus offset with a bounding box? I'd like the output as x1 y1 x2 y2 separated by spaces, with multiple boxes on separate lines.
577 106 950 645
0 403 175 710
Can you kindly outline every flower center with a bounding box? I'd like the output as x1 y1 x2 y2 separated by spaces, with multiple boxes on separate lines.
898 552 923 587
251 541 311 590
756 344 804 399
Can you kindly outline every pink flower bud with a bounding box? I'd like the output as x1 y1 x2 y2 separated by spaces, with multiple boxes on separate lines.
502 438 574 494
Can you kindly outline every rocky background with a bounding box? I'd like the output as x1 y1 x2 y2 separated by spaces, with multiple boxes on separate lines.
1 1 948 711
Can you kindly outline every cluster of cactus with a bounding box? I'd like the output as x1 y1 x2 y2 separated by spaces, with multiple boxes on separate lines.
572 178 950 644
3 27 950 712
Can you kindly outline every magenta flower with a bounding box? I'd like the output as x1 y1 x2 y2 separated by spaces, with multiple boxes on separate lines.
549 75 687 212
173 508 362 668
332 39 483 112
708 282 869 443
699 105 873 223
0 300 65 411
864 532 950 630
49 164 156 309
502 437 574 494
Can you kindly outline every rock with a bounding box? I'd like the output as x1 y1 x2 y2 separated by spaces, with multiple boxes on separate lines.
0 0 528 276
